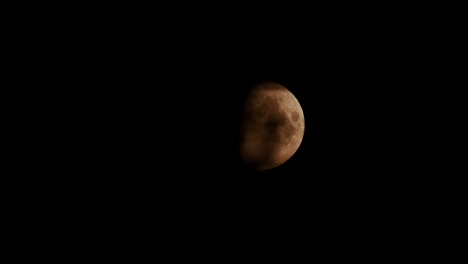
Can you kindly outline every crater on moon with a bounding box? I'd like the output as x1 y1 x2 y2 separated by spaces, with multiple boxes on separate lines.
291 111 299 121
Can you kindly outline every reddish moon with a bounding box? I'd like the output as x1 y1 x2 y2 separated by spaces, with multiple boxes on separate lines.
240 82 305 170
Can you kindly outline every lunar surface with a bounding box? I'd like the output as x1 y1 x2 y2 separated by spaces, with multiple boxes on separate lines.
240 82 305 170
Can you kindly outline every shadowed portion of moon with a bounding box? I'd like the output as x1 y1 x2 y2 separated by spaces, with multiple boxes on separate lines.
240 82 305 171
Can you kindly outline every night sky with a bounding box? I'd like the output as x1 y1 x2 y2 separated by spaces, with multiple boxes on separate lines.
229 40 445 211
234 63 376 204
84 7 460 241
35 3 464 253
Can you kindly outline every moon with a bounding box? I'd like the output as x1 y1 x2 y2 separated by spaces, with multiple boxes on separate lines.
240 82 305 171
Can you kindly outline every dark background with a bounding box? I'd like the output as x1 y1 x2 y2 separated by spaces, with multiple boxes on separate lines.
234 59 402 211
6 2 464 255
91 14 451 204
50 5 463 244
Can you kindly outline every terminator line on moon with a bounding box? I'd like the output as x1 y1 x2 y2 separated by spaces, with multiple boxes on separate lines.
240 82 305 170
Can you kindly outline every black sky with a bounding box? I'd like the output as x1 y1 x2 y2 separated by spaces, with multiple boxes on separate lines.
107 31 444 208
17 3 464 253
81 5 463 233
228 35 450 208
